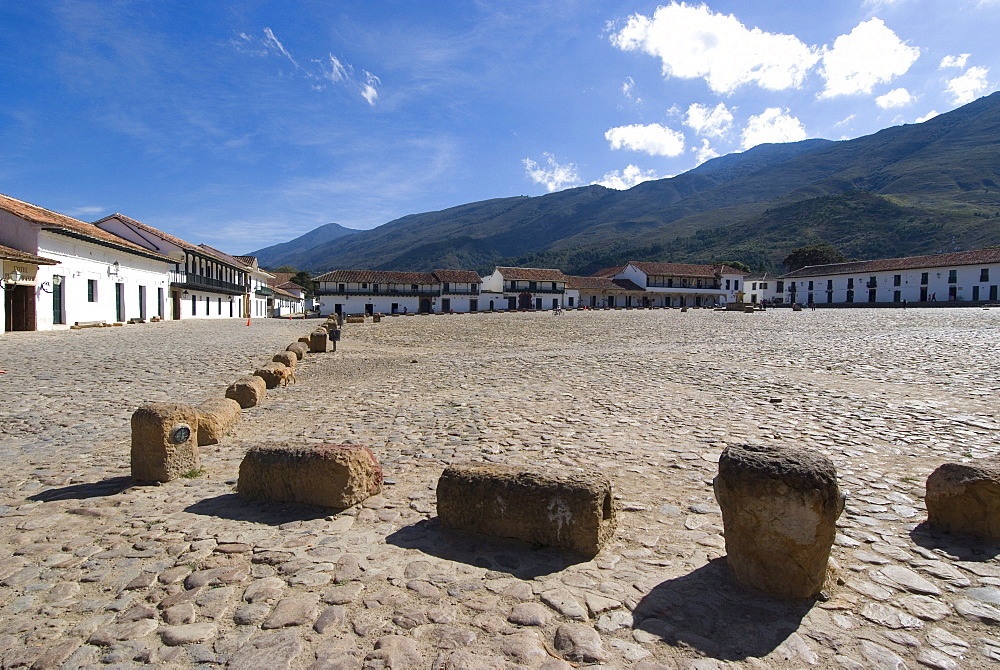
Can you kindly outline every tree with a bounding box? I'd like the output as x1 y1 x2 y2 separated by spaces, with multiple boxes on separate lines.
290 271 316 296
273 265 298 273
783 243 846 272
717 260 751 273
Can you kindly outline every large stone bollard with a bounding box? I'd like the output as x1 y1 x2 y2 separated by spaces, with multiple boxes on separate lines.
131 402 200 482
254 362 292 389
226 375 267 409
309 329 328 353
272 351 297 368
238 444 383 508
286 341 308 361
196 398 242 446
436 464 617 557
926 459 1000 541
714 443 844 599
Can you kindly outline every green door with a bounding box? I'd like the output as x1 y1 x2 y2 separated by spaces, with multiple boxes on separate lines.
52 276 64 324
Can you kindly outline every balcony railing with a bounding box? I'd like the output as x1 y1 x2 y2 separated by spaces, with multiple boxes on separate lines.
647 282 720 289
503 285 565 293
644 286 726 294
170 271 247 295
442 287 481 295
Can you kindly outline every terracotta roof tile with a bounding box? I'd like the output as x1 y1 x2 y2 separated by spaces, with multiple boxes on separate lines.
565 276 644 291
0 195 171 261
314 270 439 284
0 243 59 265
782 249 1000 278
495 267 566 281
433 270 483 283
629 262 742 278
591 265 627 278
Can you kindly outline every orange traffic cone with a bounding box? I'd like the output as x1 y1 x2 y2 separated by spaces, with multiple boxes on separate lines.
246 316 251 326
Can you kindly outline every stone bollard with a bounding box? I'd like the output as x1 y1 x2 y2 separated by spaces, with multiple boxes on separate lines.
309 329 328 353
346 316 365 324
436 464 617 557
196 398 241 446
254 362 292 389
238 444 382 508
131 402 200 482
714 443 844 599
226 376 267 409
286 341 308 361
926 459 1000 541
272 351 297 368
373 313 381 323
297 335 310 344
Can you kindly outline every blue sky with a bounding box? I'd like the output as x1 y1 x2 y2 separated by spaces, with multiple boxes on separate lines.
1 1 996 253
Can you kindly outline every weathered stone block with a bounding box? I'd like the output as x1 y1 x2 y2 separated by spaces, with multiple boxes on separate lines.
926 459 1000 541
196 398 241 446
254 362 292 389
131 403 200 482
238 444 383 508
714 443 844 599
436 464 617 557
226 376 266 409
346 316 364 324
286 342 308 360
309 330 328 353
272 351 296 368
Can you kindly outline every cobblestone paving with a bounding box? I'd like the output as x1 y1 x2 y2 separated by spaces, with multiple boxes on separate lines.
1 309 999 669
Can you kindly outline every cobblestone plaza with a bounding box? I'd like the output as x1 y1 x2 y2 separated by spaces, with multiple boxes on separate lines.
1 309 999 668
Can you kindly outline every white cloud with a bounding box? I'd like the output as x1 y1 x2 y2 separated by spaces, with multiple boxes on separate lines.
595 164 659 189
622 76 640 103
262 27 298 68
361 71 381 106
819 18 919 98
323 54 349 83
875 87 913 108
684 102 733 138
741 108 807 149
945 66 990 104
605 123 685 156
610 3 819 94
693 139 719 165
939 54 970 69
523 153 581 192
916 110 939 122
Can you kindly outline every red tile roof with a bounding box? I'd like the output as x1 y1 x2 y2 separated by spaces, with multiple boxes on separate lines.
591 265 627 278
433 270 482 283
314 270 439 284
629 262 745 278
0 196 171 261
782 249 1000 278
235 255 259 268
566 276 644 291
0 243 59 265
495 267 566 281
93 212 196 254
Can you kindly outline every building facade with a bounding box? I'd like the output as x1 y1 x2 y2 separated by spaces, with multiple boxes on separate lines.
779 249 1000 306
597 262 746 307
314 270 442 316
480 267 567 311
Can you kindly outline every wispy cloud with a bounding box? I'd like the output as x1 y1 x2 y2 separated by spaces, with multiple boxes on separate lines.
262 27 299 68
916 109 939 122
362 72 381 106
67 205 107 218
523 153 581 192
939 53 971 69
605 123 685 156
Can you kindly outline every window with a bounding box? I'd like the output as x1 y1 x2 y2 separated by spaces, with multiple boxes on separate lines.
751 282 757 290
411 284 418 290
733 280 739 291
761 283 768 289
981 268 990 282
808 281 814 290
725 279 731 290
361 283 368 289
566 297 573 307
826 279 833 290
920 272 929 284
847 278 854 289
948 270 957 283
87 279 97 302
443 282 450 293
776 281 784 292
338 284 346 293
893 274 901 287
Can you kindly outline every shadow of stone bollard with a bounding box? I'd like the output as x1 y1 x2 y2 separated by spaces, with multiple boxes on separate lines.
436 464 617 558
196 398 241 446
714 443 844 599
226 376 266 409
237 444 382 508
131 402 200 482
926 459 1000 541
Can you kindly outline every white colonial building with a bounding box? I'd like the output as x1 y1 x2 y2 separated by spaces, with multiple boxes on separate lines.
480 267 567 311
0 195 174 330
433 270 485 313
564 276 647 309
95 215 255 320
744 272 783 305
314 270 443 316
595 262 746 307
779 249 1000 306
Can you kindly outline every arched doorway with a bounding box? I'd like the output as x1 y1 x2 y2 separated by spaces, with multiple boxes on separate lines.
518 292 532 310
419 298 431 313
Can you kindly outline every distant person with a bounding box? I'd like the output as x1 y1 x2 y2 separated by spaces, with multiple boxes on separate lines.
403 306 408 314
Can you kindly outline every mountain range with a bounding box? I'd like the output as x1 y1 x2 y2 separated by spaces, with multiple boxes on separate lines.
250 91 1000 275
